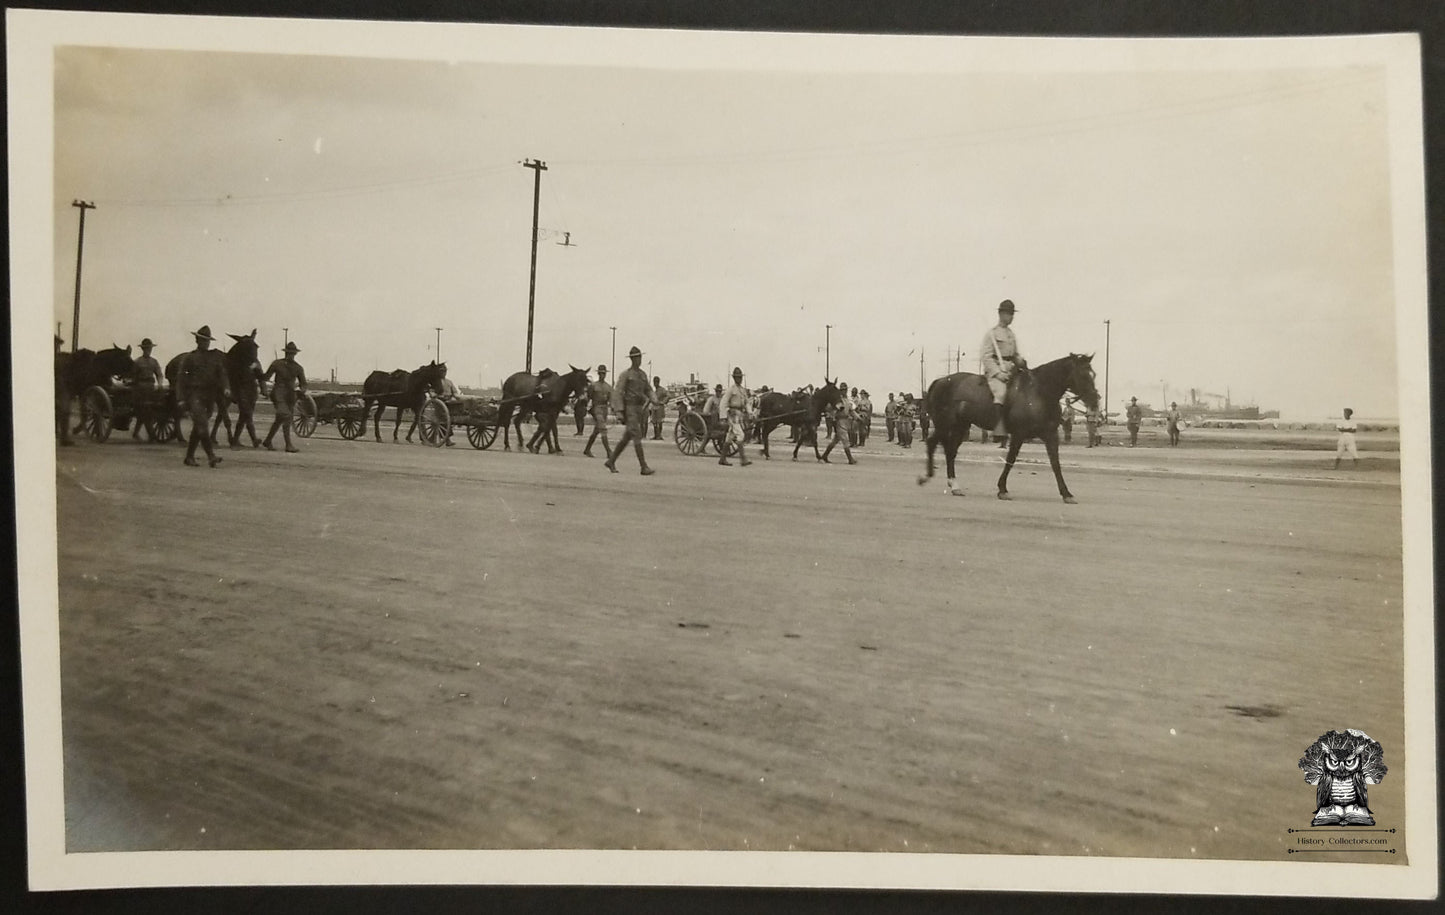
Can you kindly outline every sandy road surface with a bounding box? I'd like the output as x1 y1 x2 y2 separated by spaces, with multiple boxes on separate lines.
53 427 1407 861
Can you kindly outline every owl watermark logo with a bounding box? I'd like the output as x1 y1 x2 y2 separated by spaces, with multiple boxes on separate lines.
1298 729 1388 826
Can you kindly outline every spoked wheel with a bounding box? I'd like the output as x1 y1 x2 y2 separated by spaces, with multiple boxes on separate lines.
467 421 498 450
80 386 114 443
148 410 179 443
336 395 365 440
292 392 319 438
417 397 451 447
674 412 709 456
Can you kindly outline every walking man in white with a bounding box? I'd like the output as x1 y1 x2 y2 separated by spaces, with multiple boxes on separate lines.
719 367 753 467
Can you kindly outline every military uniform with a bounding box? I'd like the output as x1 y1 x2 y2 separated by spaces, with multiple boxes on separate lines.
176 326 231 466
584 367 613 458
261 343 307 452
1126 399 1142 447
821 392 857 464
719 370 752 466
605 347 656 474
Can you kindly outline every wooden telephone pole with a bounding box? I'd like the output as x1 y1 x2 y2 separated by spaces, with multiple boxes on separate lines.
522 159 547 373
70 200 95 352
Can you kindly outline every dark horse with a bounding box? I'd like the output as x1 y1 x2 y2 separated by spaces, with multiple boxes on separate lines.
919 353 1099 502
754 379 844 461
56 345 135 445
497 366 591 453
209 330 265 448
361 361 448 443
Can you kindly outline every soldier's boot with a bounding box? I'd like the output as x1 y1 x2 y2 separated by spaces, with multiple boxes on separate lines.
634 440 653 475
262 419 279 450
184 430 201 466
844 445 857 465
603 436 622 473
718 455 732 465
583 430 598 457
739 447 751 467
283 424 298 453
821 441 834 463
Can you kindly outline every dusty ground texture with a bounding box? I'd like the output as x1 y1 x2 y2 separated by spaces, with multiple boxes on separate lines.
52 422 1409 863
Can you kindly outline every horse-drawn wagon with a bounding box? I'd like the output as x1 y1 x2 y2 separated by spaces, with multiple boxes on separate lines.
672 397 749 458
414 395 503 449
76 382 178 444
290 390 367 440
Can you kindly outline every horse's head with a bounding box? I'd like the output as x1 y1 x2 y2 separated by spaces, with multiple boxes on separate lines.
808 378 843 420
227 329 260 366
1065 353 1100 411
564 364 591 397
94 344 135 380
417 360 448 393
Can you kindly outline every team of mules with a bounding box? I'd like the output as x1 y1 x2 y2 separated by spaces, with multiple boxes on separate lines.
55 344 136 446
497 366 591 453
360 361 449 443
754 379 845 461
919 352 1100 502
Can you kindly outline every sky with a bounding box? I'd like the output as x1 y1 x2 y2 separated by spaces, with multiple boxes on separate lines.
45 30 1413 419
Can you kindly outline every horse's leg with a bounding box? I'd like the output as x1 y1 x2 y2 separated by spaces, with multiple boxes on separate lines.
997 433 1025 500
761 421 772 460
918 418 939 485
549 414 563 454
392 405 403 442
242 398 261 446
944 429 967 495
791 423 805 461
371 402 383 442
1044 432 1076 503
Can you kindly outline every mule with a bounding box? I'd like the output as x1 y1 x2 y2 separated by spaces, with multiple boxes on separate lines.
754 379 843 461
209 330 265 448
919 353 1099 502
497 366 590 453
361 361 448 442
56 345 135 444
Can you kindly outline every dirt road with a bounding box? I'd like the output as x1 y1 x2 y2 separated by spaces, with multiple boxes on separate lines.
53 427 1407 862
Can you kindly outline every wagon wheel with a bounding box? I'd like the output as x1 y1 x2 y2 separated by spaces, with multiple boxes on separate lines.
467 420 498 450
336 395 365 440
674 412 708 456
148 408 179 443
292 392 319 438
79 386 114 443
417 397 451 447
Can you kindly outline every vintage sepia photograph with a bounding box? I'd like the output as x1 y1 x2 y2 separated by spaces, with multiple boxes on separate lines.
8 7 1436 899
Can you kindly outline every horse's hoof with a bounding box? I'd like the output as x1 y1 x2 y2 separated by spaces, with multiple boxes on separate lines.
997 492 1011 501
1063 496 1077 504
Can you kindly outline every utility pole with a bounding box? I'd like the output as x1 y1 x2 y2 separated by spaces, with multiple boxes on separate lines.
825 324 832 378
1103 319 1111 420
609 326 617 378
919 346 925 395
283 327 289 347
70 200 95 352
435 327 443 363
522 158 547 373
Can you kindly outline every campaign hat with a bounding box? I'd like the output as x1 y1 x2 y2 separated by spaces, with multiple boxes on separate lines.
997 299 1016 313
596 364 607 374
140 337 155 348
285 342 300 354
192 325 216 341
628 346 643 358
